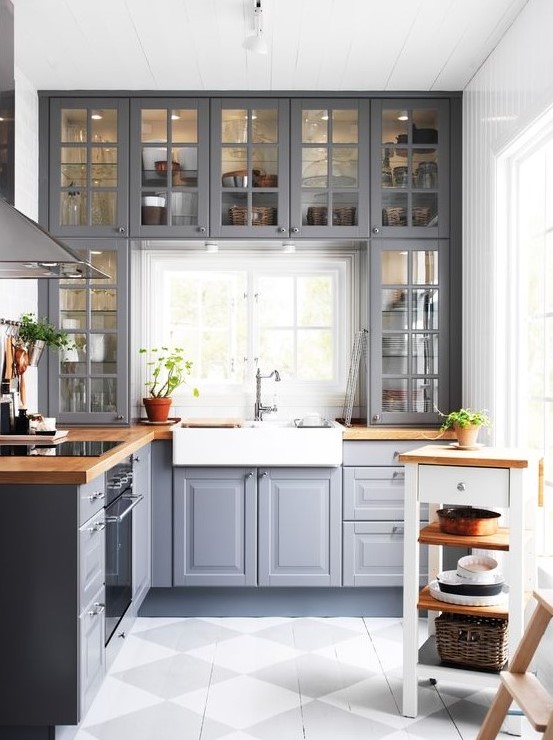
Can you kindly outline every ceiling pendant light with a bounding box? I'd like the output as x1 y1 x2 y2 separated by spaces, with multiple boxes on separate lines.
244 0 268 55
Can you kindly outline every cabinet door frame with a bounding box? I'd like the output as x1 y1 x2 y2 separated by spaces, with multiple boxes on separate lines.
47 97 129 237
369 238 449 426
370 98 449 239
129 97 210 238
258 467 342 586
43 238 130 425
210 98 290 238
173 466 257 586
289 98 370 238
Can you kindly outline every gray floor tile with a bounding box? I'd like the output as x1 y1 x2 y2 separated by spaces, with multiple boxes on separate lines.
301 698 402 739
136 618 242 651
255 617 362 651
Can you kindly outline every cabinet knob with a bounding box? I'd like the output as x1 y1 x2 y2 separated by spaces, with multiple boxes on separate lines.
372 226 380 234
260 471 268 478
198 226 207 233
246 471 254 479
392 471 405 480
133 455 140 462
372 414 381 423
116 415 125 420
117 226 126 234
457 482 466 492
88 491 105 502
278 227 287 233
88 602 105 617
290 227 299 234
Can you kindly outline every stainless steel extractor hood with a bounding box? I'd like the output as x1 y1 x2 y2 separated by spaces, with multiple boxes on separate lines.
0 198 110 279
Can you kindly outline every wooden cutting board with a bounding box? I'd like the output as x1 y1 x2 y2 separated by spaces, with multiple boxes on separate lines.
180 418 243 428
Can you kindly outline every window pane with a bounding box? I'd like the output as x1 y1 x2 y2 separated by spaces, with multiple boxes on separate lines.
297 329 333 380
298 276 332 326
259 277 294 325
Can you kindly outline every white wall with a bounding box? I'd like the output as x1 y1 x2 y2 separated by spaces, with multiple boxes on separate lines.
463 0 553 441
0 66 39 410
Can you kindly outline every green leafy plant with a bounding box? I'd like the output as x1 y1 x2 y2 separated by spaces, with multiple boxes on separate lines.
17 312 71 350
139 346 199 399
440 407 491 431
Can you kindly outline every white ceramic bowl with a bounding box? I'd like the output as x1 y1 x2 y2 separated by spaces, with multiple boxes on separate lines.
142 195 166 207
456 555 499 583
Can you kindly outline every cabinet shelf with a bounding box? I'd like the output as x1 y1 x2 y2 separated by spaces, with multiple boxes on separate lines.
417 585 509 619
418 521 510 550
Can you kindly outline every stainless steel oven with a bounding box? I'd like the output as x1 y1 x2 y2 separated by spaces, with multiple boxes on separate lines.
104 455 143 644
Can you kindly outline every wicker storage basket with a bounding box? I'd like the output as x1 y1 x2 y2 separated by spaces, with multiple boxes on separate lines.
435 612 508 671
229 205 276 226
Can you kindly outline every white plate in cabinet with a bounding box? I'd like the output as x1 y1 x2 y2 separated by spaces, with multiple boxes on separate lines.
418 465 509 507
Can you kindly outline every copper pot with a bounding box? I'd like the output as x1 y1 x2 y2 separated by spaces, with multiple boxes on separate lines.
436 507 500 536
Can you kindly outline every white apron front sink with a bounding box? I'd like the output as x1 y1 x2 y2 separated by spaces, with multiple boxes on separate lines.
172 419 343 466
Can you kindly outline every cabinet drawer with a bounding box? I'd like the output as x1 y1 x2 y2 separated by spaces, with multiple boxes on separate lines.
343 441 423 467
343 466 405 520
342 521 428 587
79 474 106 525
79 509 105 613
418 465 509 507
79 585 105 719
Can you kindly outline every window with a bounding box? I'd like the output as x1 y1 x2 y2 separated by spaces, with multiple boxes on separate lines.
142 249 354 404
498 109 553 556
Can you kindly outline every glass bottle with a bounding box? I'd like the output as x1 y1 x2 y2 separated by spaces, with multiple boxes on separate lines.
14 408 30 435
0 380 14 433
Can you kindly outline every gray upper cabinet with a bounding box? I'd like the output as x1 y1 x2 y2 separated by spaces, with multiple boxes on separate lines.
45 238 129 425
289 99 370 238
210 98 290 238
47 98 129 237
129 98 210 237
258 467 342 586
369 238 449 425
370 99 449 239
173 467 257 586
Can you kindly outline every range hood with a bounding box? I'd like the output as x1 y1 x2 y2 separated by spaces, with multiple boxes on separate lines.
0 198 110 279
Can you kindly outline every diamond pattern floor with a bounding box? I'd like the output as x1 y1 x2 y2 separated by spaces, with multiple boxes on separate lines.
57 617 543 740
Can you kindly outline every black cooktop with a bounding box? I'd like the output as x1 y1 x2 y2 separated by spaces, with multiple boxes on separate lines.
0 440 123 457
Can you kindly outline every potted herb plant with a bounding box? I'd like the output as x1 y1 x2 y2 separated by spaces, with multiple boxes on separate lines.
139 346 199 422
17 312 71 366
440 407 491 448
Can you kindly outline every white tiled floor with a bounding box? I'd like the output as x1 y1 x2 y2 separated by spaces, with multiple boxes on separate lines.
58 617 542 740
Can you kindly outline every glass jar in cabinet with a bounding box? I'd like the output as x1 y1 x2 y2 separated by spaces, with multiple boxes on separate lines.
129 99 209 237
47 98 129 237
370 100 449 238
210 99 290 237
369 239 449 426
289 100 369 237
44 239 129 425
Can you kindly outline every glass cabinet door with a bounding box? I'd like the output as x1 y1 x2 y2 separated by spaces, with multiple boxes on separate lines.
211 99 290 237
371 100 449 237
370 240 448 425
130 98 209 237
49 99 129 236
46 240 129 425
290 100 369 237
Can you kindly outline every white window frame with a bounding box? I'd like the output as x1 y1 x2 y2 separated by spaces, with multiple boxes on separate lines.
137 247 358 408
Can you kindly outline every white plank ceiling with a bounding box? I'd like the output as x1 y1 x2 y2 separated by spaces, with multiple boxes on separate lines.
14 0 529 92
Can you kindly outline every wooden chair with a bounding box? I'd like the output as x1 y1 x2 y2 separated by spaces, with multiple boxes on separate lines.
477 590 553 739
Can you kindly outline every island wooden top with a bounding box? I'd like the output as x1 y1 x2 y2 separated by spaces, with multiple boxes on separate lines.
0 425 166 484
399 443 536 468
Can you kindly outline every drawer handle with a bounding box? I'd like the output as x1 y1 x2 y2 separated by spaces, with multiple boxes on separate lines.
88 602 105 617
393 450 400 460
88 491 105 502
392 525 404 536
392 471 405 481
457 482 466 492
87 521 106 533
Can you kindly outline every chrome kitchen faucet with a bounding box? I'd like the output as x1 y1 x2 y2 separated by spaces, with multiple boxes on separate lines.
254 368 281 421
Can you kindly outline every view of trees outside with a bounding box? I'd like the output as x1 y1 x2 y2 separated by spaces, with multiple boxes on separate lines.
163 267 336 386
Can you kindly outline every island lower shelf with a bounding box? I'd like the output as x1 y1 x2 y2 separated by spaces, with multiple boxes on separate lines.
417 585 509 619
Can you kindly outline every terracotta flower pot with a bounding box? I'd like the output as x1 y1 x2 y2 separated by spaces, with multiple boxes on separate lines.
143 396 172 422
453 423 482 449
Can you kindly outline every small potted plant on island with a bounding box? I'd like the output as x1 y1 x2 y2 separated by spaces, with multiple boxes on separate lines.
440 407 491 449
139 346 199 422
17 312 72 366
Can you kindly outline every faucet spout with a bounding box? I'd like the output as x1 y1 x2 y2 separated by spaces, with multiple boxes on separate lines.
254 368 281 421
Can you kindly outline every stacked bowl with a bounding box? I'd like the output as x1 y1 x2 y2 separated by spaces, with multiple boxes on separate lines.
436 555 505 598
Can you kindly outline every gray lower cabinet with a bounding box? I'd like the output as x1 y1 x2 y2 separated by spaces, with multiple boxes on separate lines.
342 441 429 587
132 444 152 606
173 466 342 587
258 467 342 586
173 467 257 586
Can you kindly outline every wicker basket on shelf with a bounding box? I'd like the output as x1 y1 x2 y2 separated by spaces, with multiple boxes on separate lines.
306 206 328 225
228 205 276 226
333 206 356 225
435 613 508 671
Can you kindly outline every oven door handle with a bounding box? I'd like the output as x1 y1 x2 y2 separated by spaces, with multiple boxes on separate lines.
105 494 144 523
